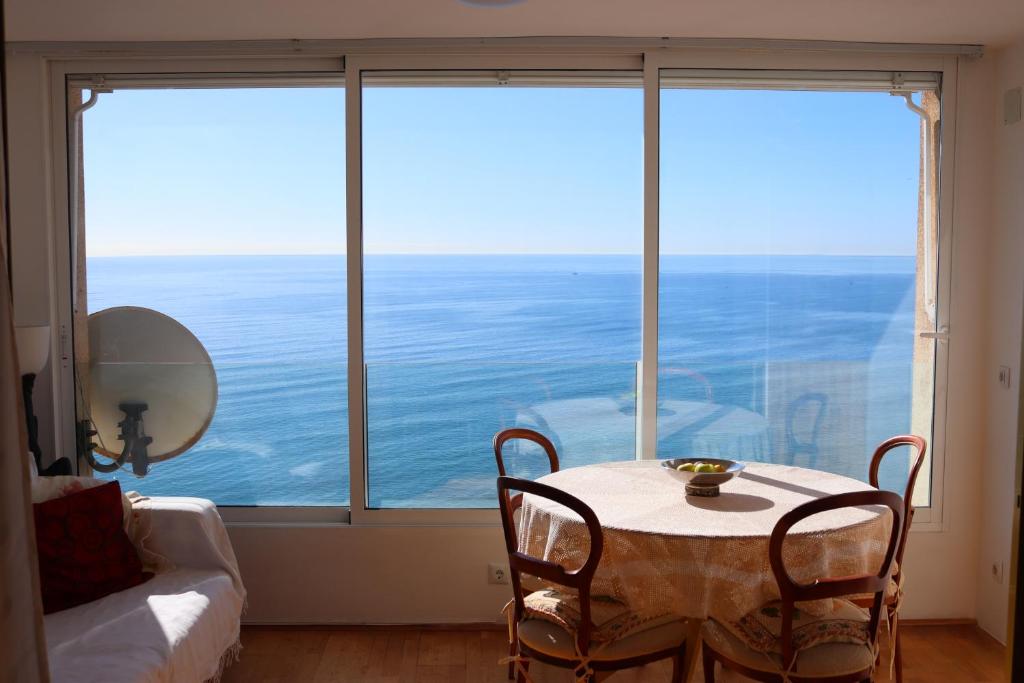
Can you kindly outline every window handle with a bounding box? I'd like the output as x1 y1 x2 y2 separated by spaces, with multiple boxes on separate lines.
918 325 950 341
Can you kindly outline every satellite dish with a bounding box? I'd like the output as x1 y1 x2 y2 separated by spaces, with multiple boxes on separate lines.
85 306 217 476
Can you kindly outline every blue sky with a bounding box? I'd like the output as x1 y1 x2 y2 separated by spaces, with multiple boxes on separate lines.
83 84 921 257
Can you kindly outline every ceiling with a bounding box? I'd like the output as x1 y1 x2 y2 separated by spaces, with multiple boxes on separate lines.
5 0 1023 48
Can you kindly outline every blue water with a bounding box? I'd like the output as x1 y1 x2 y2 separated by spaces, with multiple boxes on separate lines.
90 254 920 507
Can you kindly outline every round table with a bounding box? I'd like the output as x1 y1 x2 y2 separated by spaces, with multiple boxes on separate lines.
518 460 893 627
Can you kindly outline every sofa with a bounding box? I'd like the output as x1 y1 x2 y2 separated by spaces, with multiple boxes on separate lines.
42 495 246 683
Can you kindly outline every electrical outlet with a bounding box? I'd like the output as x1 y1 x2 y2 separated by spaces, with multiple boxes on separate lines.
999 366 1012 390
488 563 510 585
992 561 1005 584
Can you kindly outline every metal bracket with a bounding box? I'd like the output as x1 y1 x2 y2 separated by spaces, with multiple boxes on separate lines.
890 71 906 93
919 325 950 341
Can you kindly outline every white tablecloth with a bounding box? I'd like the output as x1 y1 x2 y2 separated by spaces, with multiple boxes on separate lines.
518 461 891 626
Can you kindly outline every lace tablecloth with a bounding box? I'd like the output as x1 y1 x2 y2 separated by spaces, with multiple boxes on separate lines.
518 461 892 624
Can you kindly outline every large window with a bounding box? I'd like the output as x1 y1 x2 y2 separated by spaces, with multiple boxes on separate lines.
65 62 945 516
74 82 348 506
361 73 643 508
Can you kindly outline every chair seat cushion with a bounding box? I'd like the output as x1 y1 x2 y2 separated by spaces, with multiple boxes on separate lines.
702 618 876 678
522 589 678 644
519 616 688 662
721 599 871 655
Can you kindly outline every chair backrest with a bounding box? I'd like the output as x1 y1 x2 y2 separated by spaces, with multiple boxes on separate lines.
868 435 926 570
660 366 714 402
768 490 904 671
497 475 603 655
493 428 560 478
784 392 828 465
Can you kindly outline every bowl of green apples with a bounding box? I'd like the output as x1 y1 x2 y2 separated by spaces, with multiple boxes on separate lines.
661 457 744 497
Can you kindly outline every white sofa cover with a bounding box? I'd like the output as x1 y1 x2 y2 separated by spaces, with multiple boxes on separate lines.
44 496 246 683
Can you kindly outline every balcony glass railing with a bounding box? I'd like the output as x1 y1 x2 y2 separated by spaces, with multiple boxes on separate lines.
95 356 915 509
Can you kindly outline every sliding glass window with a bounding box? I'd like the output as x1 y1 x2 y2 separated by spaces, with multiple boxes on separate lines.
361 71 643 508
62 63 946 516
657 70 940 505
72 80 349 506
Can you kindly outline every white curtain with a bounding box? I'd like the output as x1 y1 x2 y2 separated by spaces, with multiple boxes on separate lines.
0 194 50 682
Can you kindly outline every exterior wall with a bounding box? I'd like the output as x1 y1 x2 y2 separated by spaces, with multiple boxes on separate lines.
4 46 1002 625
909 92 939 508
976 36 1024 643
897 53 993 626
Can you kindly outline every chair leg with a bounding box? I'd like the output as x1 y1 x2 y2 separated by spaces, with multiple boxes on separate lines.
670 651 685 683
516 658 530 683
506 638 515 680
893 624 904 683
702 644 716 683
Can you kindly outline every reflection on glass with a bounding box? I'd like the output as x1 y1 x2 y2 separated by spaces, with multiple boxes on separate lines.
658 85 935 502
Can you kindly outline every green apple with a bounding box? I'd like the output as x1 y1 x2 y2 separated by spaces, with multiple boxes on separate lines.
677 463 697 472
694 463 718 473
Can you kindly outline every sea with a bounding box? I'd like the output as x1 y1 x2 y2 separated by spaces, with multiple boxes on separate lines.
90 254 921 508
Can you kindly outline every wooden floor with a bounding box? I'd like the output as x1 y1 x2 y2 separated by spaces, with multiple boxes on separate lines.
221 623 1006 682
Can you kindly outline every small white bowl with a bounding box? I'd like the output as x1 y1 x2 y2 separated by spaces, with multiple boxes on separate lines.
661 458 744 489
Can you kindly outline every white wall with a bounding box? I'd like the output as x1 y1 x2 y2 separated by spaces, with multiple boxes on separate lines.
975 36 1024 643
4 45 1007 625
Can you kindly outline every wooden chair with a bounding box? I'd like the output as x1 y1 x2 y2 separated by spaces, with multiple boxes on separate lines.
702 489 905 683
497 476 689 682
493 428 559 539
494 430 561 679
849 435 927 683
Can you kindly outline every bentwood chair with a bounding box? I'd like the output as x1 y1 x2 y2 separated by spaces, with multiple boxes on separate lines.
497 476 689 682
494 430 561 678
493 428 559 534
702 490 904 683
849 435 927 683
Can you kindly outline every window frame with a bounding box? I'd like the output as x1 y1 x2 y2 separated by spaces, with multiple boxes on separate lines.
52 58 351 525
48 47 956 531
644 50 956 531
346 53 643 525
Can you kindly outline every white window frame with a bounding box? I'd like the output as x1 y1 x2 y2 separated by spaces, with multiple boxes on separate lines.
51 58 350 524
46 44 957 531
346 53 643 526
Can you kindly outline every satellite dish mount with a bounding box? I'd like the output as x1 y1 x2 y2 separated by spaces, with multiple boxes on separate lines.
118 402 153 476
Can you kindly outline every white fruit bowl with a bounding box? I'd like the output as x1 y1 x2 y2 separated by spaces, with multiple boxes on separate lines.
661 458 744 495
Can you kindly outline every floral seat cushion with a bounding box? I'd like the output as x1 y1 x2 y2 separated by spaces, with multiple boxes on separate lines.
521 588 679 644
722 599 871 655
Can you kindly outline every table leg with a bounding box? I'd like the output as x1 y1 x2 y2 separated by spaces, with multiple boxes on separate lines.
683 619 703 681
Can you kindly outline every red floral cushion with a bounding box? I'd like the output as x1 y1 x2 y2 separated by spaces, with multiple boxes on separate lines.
34 480 151 614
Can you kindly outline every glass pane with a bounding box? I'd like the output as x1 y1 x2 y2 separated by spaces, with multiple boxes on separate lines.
362 75 642 508
77 85 348 506
658 82 937 504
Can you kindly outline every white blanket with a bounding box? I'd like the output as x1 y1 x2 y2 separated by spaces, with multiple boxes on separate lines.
44 496 246 683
